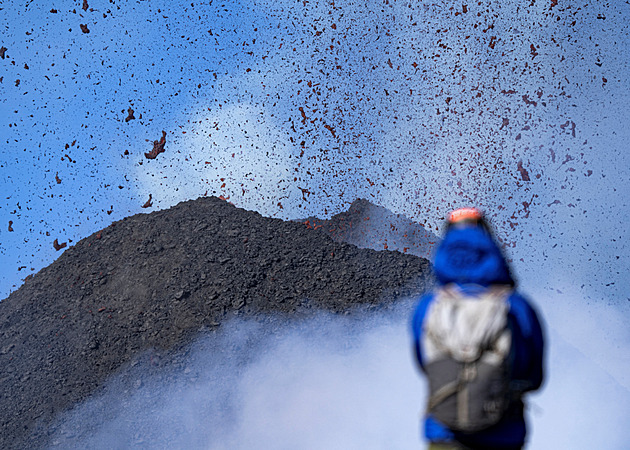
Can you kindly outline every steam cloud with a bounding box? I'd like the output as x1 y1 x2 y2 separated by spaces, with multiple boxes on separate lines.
46 300 630 449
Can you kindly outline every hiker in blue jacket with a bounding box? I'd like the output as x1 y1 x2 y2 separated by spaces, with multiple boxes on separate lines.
411 208 544 450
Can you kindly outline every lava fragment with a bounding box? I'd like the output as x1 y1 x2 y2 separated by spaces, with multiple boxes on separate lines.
142 194 153 208
80 24 90 34
517 161 531 181
145 131 167 159
125 107 135 122
522 95 537 107
53 239 67 251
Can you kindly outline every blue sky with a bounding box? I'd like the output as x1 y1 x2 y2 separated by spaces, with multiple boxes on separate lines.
1 0 629 433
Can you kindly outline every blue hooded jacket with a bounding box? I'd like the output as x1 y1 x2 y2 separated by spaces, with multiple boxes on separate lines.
411 225 544 449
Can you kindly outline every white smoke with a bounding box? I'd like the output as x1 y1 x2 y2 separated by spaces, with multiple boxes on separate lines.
530 327 630 450
46 300 630 450
46 305 423 449
134 101 301 218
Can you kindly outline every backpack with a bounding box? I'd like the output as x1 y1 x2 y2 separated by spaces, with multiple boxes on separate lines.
421 284 514 432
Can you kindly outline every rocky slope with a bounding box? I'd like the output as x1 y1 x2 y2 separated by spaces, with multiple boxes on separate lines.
0 196 433 449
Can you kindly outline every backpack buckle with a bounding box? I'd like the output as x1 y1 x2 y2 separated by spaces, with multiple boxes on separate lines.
461 363 477 382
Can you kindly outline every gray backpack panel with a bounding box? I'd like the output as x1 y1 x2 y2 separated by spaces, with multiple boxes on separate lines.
422 284 513 432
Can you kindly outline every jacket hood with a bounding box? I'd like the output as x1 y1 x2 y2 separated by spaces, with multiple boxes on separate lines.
433 225 515 287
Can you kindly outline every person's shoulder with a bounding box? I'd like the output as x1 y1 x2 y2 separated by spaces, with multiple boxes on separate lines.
507 290 543 334
414 291 436 313
507 290 537 313
411 291 437 330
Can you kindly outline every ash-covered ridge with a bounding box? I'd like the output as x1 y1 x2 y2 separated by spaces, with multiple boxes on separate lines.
0 196 432 449
302 198 439 259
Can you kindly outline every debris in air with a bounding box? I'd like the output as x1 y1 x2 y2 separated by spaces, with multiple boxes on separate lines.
145 131 167 159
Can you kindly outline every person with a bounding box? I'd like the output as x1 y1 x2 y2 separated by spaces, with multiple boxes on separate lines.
411 207 544 450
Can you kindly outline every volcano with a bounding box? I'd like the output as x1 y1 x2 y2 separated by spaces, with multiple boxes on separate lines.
0 196 433 449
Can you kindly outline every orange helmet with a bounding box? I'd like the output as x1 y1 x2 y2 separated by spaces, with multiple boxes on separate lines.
448 207 483 224
446 207 490 232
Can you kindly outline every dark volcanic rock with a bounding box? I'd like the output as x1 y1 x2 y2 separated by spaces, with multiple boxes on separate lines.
302 198 439 259
0 196 432 449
